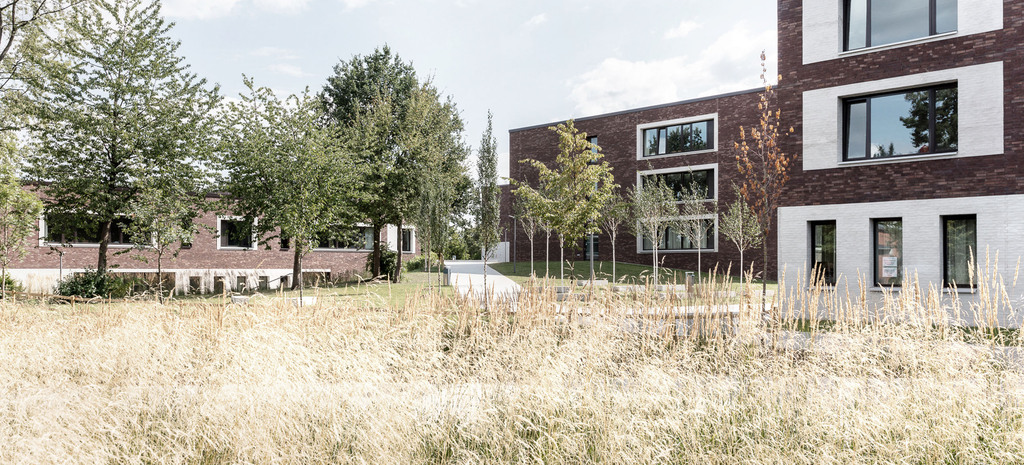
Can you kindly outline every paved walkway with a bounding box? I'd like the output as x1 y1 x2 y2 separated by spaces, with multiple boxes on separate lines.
446 260 521 304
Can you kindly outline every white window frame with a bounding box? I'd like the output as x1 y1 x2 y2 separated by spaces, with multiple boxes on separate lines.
38 214 138 249
635 214 719 255
311 223 375 252
635 113 718 160
636 163 719 203
216 216 257 251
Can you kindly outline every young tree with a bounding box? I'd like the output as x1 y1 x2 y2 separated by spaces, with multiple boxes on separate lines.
598 190 628 283
519 120 616 282
0 139 42 299
675 176 716 283
512 172 556 279
17 0 219 276
220 79 362 299
734 51 796 317
719 186 763 280
123 173 206 303
513 196 538 277
629 176 677 286
476 111 500 306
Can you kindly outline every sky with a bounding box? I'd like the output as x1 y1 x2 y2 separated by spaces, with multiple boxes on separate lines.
160 0 779 181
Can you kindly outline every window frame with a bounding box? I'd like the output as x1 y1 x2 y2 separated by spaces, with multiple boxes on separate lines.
401 228 414 253
636 114 717 160
872 217 903 287
217 217 257 250
942 214 977 289
311 225 375 252
843 0 958 52
637 214 718 254
809 220 837 285
636 164 718 204
842 83 958 161
40 214 139 248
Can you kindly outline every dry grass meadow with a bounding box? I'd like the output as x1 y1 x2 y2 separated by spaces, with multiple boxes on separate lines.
2 270 1024 464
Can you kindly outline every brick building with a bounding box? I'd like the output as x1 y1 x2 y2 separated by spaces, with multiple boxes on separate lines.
506 0 1021 322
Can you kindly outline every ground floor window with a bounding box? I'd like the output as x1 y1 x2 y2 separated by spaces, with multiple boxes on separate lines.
219 218 254 249
402 228 413 252
943 215 976 288
583 234 599 260
810 221 836 285
873 218 903 287
641 218 715 251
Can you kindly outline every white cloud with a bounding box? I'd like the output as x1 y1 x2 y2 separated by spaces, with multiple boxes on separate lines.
568 22 777 116
253 0 311 14
524 13 547 28
250 46 300 60
338 0 378 9
161 0 242 20
268 63 311 77
664 20 700 39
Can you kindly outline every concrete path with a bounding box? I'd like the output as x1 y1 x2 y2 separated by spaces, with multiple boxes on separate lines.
446 260 521 304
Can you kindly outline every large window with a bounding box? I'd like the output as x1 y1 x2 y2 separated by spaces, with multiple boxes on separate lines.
641 219 715 251
642 120 713 157
219 218 253 249
844 84 957 161
315 226 374 250
401 228 413 253
845 0 957 51
641 169 715 201
45 214 135 245
810 221 837 285
943 215 976 288
873 218 903 287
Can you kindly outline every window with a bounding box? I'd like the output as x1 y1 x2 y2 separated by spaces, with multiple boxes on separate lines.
219 218 253 249
315 226 373 250
642 120 713 157
641 219 716 251
943 215 976 288
44 214 136 245
641 169 715 201
587 136 598 153
583 234 599 260
873 218 902 287
844 0 957 51
280 235 290 251
810 221 837 285
844 84 957 161
401 229 413 253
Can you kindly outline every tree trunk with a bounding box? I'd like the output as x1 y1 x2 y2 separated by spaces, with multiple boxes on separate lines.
482 247 488 310
156 249 164 304
2 263 7 301
291 244 302 290
372 224 382 278
558 235 564 282
97 219 112 274
297 243 305 306
611 232 617 283
762 241 768 324
394 219 403 283
544 230 550 279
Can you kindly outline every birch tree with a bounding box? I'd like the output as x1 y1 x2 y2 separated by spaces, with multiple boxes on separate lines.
630 176 677 286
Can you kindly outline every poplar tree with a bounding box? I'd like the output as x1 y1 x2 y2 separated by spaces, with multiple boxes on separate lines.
475 111 500 307
17 0 219 275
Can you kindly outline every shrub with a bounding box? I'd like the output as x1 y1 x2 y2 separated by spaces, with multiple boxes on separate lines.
55 270 134 299
0 273 24 299
365 249 398 281
404 252 440 272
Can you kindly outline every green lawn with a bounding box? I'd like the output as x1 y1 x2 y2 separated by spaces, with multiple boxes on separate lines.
489 260 771 286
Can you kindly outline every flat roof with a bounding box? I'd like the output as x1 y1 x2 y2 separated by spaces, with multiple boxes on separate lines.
509 87 762 133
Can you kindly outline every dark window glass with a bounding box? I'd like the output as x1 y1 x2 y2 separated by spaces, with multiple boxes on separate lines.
315 226 373 250
583 234 599 260
587 136 598 153
810 221 837 285
642 169 714 201
641 119 714 157
45 214 136 245
280 235 290 251
220 219 253 249
943 215 976 288
641 220 715 251
844 85 957 160
845 0 957 51
401 229 413 252
873 219 902 287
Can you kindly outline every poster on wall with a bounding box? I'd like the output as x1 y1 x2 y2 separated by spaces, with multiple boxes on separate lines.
881 256 899 278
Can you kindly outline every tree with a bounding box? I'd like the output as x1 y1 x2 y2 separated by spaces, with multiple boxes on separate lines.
513 196 538 277
0 137 42 299
219 78 361 299
0 0 79 92
17 0 219 276
675 175 716 283
629 176 677 286
321 46 418 280
719 186 763 280
518 120 616 282
123 172 205 303
475 111 500 307
598 189 627 283
734 51 796 317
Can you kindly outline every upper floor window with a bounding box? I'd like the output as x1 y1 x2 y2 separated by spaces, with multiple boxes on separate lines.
642 120 713 157
843 84 957 161
219 218 254 249
641 168 715 201
845 0 957 51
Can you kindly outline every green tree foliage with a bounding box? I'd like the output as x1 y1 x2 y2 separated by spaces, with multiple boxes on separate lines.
719 186 763 279
512 196 539 277
476 111 500 305
219 78 362 296
16 0 219 275
0 0 78 92
518 120 616 281
0 137 42 299
629 176 676 286
123 172 206 303
674 174 716 282
598 190 628 283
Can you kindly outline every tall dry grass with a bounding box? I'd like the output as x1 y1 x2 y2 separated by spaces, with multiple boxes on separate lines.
1 269 1022 464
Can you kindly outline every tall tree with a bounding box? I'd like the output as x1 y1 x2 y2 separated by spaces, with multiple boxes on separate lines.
513 196 538 277
630 176 677 286
321 46 417 280
0 136 42 298
734 51 795 317
518 120 616 282
219 79 362 298
0 0 79 92
475 111 500 307
599 190 627 283
719 186 763 280
17 0 219 275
